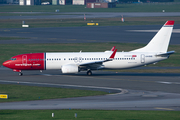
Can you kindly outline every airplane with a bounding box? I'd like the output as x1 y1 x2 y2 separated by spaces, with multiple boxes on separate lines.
3 21 175 76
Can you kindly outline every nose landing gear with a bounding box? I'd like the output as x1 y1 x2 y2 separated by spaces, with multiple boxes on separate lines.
13 69 23 76
19 72 23 76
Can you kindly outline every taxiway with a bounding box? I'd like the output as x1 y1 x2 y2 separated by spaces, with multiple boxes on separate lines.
0 25 180 44
0 68 180 110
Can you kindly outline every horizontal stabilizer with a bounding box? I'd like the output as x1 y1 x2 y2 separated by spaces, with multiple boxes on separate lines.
156 51 175 56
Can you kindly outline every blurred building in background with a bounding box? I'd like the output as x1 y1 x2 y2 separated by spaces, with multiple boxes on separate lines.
19 0 41 5
0 0 178 5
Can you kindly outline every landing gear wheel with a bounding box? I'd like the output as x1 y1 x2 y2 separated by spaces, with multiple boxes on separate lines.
87 70 92 76
19 72 23 76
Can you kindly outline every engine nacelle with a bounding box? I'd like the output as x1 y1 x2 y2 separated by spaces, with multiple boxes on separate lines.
61 64 79 73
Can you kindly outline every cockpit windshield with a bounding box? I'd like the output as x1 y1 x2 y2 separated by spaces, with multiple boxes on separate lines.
10 58 17 61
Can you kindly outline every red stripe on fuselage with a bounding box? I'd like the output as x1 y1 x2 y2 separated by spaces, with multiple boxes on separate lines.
3 53 45 70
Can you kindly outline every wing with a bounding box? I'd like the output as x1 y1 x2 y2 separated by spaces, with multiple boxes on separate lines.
79 49 117 70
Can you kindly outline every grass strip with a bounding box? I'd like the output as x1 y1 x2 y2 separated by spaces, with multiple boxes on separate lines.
0 37 27 40
0 110 180 120
0 43 179 67
0 84 107 103
0 17 180 28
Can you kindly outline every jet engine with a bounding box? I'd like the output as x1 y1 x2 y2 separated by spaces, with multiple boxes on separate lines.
61 64 79 73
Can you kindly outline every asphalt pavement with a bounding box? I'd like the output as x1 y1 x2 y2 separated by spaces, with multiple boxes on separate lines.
0 68 180 110
0 25 180 44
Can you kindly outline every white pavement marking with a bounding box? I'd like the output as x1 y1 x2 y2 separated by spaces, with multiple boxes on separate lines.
0 80 128 95
42 74 52 76
158 81 180 85
127 29 180 33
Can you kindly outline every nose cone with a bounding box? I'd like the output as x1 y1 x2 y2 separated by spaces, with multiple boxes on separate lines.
3 60 11 68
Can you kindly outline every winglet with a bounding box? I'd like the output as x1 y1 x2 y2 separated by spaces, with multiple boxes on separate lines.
111 46 116 51
109 49 117 59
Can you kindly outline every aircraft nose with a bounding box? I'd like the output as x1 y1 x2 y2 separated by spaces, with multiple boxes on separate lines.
3 60 11 68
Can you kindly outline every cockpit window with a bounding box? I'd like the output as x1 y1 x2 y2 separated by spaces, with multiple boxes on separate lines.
10 58 17 61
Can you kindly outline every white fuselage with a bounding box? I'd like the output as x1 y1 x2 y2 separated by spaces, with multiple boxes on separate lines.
45 51 167 70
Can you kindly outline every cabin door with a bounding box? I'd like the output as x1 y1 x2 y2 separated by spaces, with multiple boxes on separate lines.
22 55 27 64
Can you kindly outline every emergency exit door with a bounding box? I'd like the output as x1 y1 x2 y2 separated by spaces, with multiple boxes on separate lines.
141 54 145 63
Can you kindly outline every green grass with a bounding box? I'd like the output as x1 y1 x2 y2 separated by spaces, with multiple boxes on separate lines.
0 110 180 120
0 43 179 67
0 16 180 28
0 4 180 12
0 84 107 103
0 37 27 40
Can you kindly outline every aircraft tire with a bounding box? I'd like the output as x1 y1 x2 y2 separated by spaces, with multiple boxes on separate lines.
87 70 92 76
19 72 23 76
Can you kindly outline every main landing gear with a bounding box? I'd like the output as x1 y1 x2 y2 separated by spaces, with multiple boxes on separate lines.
87 70 92 76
